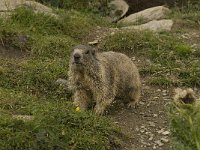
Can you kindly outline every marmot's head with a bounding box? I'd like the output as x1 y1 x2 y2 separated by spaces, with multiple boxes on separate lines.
70 45 96 69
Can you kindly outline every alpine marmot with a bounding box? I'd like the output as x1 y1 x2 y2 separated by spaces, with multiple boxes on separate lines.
68 45 141 115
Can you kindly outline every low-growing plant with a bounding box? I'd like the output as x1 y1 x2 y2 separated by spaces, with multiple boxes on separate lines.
169 103 200 150
37 0 111 16
0 58 70 99
175 44 192 57
0 101 122 150
168 1 200 29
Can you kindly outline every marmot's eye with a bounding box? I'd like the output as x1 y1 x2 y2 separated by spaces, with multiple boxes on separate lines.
85 50 89 54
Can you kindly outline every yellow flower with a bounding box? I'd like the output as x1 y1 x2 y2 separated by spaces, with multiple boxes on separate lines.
75 107 80 112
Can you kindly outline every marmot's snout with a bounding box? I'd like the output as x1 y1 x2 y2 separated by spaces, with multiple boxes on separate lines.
73 52 82 64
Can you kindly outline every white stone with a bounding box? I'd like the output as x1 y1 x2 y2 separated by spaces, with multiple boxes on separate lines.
0 0 57 18
155 140 164 147
161 137 169 143
121 19 174 32
55 78 68 85
162 131 170 135
88 40 99 45
13 115 34 121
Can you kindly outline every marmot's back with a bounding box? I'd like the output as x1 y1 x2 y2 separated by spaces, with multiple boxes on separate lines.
98 51 140 90
99 51 138 76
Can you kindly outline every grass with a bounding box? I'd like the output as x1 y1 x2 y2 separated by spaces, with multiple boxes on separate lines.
37 0 111 16
100 31 200 87
0 1 200 149
169 103 200 150
168 2 200 29
0 91 121 150
0 5 122 150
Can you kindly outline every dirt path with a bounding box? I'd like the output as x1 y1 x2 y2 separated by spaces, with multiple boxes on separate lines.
83 27 174 150
110 85 172 150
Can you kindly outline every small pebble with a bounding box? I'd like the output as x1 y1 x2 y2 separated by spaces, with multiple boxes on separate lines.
162 131 170 135
161 137 169 143
155 140 164 147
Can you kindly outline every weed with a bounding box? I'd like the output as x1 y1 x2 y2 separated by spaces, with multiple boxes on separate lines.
169 103 200 150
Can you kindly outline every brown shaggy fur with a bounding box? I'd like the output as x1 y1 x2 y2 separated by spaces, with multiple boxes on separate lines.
68 45 141 115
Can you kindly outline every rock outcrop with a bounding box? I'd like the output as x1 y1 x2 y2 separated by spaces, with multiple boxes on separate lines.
108 0 129 22
0 0 57 18
119 6 170 24
121 19 174 32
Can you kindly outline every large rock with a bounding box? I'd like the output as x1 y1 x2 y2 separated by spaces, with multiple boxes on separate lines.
0 0 26 11
119 6 171 24
121 19 174 32
0 0 56 18
108 0 129 22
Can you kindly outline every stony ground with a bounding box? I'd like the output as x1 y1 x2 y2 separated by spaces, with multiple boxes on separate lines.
110 84 172 150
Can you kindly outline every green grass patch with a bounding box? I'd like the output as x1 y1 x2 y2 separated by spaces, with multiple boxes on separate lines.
1 7 112 41
168 3 200 29
0 98 121 150
0 58 69 99
100 31 200 87
148 77 173 87
0 5 123 149
31 35 76 58
169 103 200 150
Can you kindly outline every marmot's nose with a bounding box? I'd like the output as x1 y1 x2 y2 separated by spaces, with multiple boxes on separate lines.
74 53 81 61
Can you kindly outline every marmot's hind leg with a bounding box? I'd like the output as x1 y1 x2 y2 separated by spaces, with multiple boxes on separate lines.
73 90 91 110
127 87 141 108
94 91 115 115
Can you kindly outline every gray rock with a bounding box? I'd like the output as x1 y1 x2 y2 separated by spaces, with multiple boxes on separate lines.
55 78 68 86
108 0 129 22
121 19 174 32
13 115 34 121
162 130 170 135
0 0 25 11
161 137 169 143
148 135 154 141
0 0 57 18
157 89 161 92
155 140 164 147
148 121 156 127
153 145 157 149
88 40 99 45
119 6 171 24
